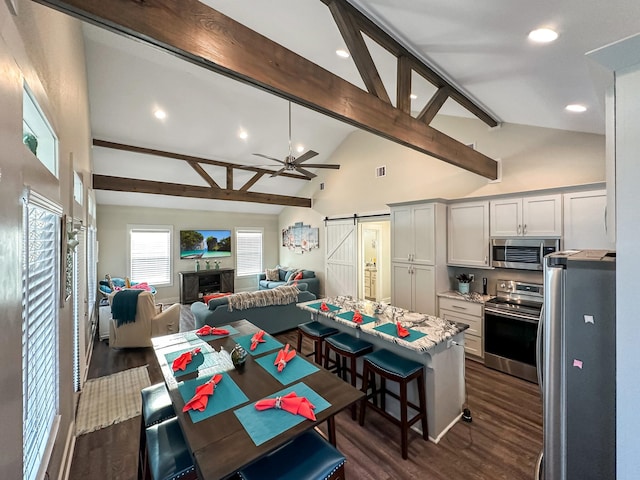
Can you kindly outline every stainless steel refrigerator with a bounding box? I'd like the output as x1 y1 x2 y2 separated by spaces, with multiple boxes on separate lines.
537 250 616 480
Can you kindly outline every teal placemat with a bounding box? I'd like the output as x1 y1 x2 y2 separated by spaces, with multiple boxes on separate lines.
234 333 283 356
255 352 320 385
178 372 249 424
234 382 330 446
307 302 341 313
165 345 216 377
337 310 377 325
373 323 427 342
184 324 240 343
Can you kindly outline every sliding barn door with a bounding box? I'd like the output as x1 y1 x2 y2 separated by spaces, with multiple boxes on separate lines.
325 220 357 298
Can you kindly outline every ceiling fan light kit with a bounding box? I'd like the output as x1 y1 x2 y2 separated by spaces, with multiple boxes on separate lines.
252 102 340 179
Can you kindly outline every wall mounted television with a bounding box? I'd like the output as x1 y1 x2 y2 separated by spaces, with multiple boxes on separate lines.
180 229 232 259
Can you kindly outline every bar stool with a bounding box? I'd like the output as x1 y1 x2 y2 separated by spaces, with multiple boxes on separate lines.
323 332 374 419
139 383 176 479
359 349 428 459
238 430 346 480
296 321 339 365
144 417 197 480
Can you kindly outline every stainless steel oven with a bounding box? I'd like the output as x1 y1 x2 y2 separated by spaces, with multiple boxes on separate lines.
484 280 543 383
491 238 560 270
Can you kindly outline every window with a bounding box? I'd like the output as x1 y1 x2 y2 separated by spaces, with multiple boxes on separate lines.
87 226 97 319
72 228 85 393
129 226 172 286
22 189 61 480
73 171 83 206
236 228 263 276
23 83 58 177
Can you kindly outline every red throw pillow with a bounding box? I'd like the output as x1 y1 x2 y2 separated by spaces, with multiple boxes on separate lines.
294 272 303 280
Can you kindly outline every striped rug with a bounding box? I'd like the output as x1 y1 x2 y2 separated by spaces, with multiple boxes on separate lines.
75 365 151 436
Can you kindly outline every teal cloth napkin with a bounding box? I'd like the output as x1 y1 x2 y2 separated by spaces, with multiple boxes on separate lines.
184 324 240 343
234 333 283 356
373 323 427 342
234 382 330 446
337 310 377 325
165 343 216 377
178 372 249 423
255 351 320 385
307 302 341 313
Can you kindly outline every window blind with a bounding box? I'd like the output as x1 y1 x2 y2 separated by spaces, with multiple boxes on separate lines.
129 227 172 285
236 229 263 276
22 190 61 480
72 229 85 393
87 226 97 319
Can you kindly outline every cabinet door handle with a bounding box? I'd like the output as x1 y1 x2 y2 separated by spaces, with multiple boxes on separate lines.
484 255 488 264
452 305 467 310
517 224 522 235
523 224 527 235
604 206 608 234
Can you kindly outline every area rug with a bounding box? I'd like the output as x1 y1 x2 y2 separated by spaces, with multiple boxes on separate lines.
75 366 151 436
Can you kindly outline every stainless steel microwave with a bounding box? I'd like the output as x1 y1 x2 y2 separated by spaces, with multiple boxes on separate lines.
491 238 560 270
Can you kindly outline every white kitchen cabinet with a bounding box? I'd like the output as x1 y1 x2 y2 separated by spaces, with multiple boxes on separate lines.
438 296 484 360
490 194 562 237
392 263 436 316
563 189 615 250
448 201 490 268
390 202 436 264
364 269 377 300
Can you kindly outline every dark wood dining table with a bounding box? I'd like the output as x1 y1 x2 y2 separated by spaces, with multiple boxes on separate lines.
151 319 364 480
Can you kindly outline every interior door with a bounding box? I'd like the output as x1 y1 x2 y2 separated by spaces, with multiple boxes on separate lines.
325 220 357 298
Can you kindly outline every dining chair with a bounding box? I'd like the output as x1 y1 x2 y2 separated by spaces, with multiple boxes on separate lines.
139 383 176 480
143 417 197 480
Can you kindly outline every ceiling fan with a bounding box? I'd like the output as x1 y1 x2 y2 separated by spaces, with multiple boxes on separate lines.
253 102 340 179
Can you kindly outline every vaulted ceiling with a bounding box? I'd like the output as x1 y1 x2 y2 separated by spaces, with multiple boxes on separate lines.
35 0 640 214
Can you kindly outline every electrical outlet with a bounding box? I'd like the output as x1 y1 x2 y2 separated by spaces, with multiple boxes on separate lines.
469 274 475 283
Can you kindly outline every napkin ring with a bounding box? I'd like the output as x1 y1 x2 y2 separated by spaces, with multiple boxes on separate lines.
274 396 282 409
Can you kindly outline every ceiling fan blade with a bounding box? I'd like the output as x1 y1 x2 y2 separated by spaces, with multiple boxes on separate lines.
295 167 317 179
298 163 341 170
253 153 286 165
293 150 319 165
270 167 286 177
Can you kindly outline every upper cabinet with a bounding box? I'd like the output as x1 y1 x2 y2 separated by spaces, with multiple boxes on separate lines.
448 201 491 268
490 194 562 237
391 202 438 264
563 189 615 250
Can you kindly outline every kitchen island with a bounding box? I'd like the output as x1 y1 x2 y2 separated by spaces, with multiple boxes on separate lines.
297 297 468 443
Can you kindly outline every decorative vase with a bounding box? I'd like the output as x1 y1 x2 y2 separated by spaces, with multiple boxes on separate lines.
23 133 38 155
231 344 247 370
195 260 200 272
458 282 470 294
214 261 220 270
205 260 210 270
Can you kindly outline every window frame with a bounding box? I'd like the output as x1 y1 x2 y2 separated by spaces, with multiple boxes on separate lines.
235 227 264 277
127 224 173 287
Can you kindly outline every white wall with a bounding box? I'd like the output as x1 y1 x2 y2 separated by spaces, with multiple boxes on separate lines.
97 205 280 301
0 2 92 479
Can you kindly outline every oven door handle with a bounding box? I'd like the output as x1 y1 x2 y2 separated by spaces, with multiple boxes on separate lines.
484 308 541 324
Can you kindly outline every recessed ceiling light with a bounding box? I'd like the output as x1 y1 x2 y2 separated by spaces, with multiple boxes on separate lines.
410 94 418 100
296 145 304 153
565 104 587 113
238 130 248 140
335 48 350 59
528 28 558 43
153 109 167 120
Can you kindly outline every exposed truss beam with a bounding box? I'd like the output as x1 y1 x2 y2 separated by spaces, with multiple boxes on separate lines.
92 175 312 207
418 87 451 125
38 0 498 179
92 139 309 181
188 161 220 189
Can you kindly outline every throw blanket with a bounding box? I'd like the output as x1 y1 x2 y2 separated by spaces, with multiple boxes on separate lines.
111 289 143 326
227 285 300 311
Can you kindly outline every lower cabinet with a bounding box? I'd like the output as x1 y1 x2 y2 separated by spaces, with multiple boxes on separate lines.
392 263 436 316
438 297 484 360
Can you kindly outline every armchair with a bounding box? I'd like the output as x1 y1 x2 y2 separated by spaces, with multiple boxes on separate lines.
108 291 180 348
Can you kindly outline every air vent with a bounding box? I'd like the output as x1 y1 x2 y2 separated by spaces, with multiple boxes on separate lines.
375 165 386 178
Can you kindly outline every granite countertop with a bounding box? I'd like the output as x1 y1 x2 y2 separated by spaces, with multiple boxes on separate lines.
437 290 494 304
297 296 468 354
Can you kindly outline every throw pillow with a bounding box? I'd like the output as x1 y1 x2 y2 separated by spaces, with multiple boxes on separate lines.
265 267 279 281
294 271 303 280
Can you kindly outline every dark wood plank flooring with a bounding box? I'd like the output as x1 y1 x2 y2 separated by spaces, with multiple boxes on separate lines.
70 330 542 480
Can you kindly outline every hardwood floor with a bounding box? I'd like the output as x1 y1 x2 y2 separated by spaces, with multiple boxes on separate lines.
70 330 542 480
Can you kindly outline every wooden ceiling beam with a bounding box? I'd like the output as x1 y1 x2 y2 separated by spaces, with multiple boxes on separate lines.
239 173 264 192
396 55 412 115
38 0 498 179
226 166 233 190
322 0 499 128
418 87 450 125
188 161 220 189
92 139 310 181
327 1 390 104
92 174 312 207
